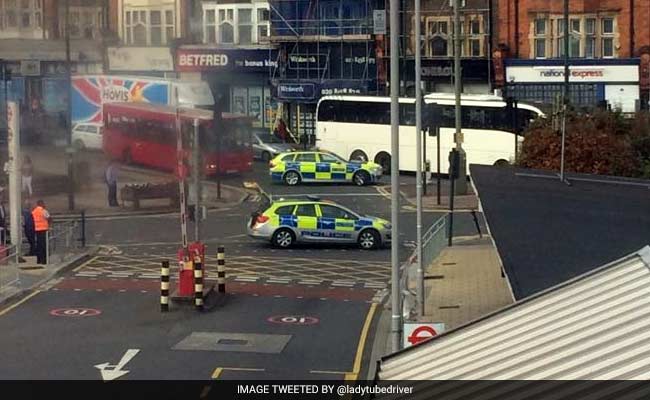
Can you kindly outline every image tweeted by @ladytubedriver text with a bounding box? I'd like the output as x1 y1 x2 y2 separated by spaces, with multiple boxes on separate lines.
235 383 414 398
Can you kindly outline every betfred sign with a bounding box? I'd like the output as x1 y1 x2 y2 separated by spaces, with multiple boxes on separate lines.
506 64 638 83
403 322 445 348
176 48 278 72
178 53 229 68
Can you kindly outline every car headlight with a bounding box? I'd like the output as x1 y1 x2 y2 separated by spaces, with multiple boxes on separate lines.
382 222 392 230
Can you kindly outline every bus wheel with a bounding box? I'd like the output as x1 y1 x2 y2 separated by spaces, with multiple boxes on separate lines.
353 170 370 186
261 151 271 162
350 150 368 163
283 171 301 186
494 159 509 167
375 152 391 174
122 149 133 165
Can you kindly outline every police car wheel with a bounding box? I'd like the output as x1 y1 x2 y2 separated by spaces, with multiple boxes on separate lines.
358 229 380 250
284 171 301 186
273 229 295 248
353 171 370 186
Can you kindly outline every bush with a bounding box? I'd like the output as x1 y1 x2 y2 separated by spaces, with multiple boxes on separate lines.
518 110 643 177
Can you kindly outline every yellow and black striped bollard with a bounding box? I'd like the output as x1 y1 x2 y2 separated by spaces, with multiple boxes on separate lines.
194 255 204 311
160 260 170 312
217 246 226 293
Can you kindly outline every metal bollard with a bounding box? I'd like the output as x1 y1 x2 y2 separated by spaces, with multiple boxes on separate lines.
217 246 226 293
160 260 170 312
194 255 204 311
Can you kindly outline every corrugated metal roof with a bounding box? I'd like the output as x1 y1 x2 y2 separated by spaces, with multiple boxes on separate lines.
378 246 650 381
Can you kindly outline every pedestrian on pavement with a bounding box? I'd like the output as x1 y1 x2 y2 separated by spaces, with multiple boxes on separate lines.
105 160 120 207
21 155 34 198
32 199 51 265
0 191 6 245
22 200 36 256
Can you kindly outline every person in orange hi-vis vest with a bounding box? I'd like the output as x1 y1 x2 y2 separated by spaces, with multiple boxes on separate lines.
32 200 51 265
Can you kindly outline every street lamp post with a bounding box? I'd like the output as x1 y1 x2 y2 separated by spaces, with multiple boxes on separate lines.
389 0 402 352
415 0 425 318
452 0 467 195
65 0 75 211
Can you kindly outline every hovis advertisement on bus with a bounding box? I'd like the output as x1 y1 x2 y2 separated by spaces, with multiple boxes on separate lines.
71 75 214 125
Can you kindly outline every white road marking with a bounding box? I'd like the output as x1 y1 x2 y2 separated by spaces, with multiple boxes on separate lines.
94 349 140 381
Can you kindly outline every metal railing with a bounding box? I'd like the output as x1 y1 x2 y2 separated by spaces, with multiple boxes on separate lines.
421 214 448 269
400 214 448 321
0 244 20 297
46 214 85 265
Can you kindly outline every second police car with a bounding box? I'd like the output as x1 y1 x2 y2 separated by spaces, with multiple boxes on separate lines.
247 195 391 249
269 150 383 186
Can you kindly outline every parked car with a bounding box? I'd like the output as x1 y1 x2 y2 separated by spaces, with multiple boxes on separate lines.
72 123 103 150
252 130 294 162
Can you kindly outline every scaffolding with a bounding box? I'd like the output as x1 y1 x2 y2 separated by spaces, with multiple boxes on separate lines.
269 0 380 141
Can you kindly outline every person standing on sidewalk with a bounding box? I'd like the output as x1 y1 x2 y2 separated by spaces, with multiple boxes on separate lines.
21 155 33 198
32 200 51 265
22 200 36 256
105 160 119 207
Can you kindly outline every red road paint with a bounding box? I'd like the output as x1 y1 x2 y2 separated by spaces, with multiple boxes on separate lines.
50 308 101 317
267 315 320 325
54 278 377 302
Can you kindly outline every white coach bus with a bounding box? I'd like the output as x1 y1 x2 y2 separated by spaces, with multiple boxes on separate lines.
315 93 544 173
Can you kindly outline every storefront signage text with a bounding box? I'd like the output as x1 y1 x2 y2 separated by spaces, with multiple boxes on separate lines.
179 53 229 67
539 69 605 78
176 49 278 72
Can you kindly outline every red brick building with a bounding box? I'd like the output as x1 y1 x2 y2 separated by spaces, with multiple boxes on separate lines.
493 0 650 111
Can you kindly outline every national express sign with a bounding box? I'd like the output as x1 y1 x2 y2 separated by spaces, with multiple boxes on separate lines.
506 64 639 83
176 48 278 72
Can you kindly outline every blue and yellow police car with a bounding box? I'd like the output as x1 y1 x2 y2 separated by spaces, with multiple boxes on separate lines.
269 150 383 186
247 195 391 249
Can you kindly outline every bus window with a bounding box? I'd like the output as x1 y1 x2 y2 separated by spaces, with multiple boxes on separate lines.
317 100 337 122
399 103 415 126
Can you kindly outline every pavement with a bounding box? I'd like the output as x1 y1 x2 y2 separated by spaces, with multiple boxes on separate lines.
379 175 479 211
18 146 249 217
366 234 515 379
0 250 96 307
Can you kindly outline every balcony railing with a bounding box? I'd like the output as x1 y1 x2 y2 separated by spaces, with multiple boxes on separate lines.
271 17 373 38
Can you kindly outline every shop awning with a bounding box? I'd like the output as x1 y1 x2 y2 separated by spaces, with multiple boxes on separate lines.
0 39 103 62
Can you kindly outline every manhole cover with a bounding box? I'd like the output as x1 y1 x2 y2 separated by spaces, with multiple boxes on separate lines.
173 332 291 354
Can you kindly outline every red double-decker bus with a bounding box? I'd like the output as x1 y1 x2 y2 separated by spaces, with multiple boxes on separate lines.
102 102 253 175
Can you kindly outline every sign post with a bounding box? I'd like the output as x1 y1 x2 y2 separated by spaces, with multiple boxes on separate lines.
7 101 20 253
403 322 445 348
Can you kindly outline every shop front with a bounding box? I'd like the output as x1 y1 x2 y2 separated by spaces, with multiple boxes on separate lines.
270 79 374 143
403 59 491 95
0 39 103 143
176 46 278 131
504 59 641 113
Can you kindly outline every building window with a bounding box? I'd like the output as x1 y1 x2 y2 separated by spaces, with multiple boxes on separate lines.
218 9 234 43
0 0 42 34
60 6 103 39
203 3 270 45
124 6 175 46
205 9 216 43
467 17 483 57
601 18 615 58
425 19 448 57
585 18 596 58
531 15 618 59
533 18 547 58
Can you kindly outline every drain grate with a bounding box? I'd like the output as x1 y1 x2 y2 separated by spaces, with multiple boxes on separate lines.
439 305 461 309
173 332 291 353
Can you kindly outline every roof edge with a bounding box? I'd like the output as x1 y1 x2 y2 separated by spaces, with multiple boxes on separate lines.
378 245 650 368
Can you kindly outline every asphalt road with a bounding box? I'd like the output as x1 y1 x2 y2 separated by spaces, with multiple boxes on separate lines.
0 161 484 381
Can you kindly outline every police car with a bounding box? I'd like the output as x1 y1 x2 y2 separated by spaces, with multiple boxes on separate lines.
247 195 391 249
269 150 383 186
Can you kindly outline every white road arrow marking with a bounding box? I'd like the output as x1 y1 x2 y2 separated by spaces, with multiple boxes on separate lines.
94 349 140 381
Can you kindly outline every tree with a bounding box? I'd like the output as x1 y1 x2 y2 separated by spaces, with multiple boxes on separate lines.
518 110 641 177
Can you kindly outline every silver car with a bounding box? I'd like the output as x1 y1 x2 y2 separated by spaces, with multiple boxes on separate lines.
252 132 294 162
